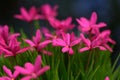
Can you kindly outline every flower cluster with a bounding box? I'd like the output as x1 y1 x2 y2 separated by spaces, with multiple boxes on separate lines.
0 4 117 80
14 5 115 53
0 55 50 80
0 25 28 57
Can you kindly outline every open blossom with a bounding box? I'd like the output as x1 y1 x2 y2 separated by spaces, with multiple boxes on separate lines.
104 76 110 80
0 25 20 45
44 32 59 46
76 12 106 34
39 4 58 20
15 55 50 80
79 30 115 52
41 27 61 46
0 37 29 57
0 26 27 57
79 33 104 52
24 29 52 55
49 17 75 32
55 32 81 55
0 65 19 80
14 6 42 22
95 30 115 52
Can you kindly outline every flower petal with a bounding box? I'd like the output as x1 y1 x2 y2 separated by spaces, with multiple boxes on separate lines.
103 44 113 52
62 47 69 53
16 47 29 54
34 55 42 72
69 48 74 55
42 50 52 56
14 66 30 75
24 39 35 47
35 29 42 42
104 76 110 80
55 39 66 46
64 17 72 25
14 15 24 20
44 33 54 38
21 7 31 22
108 38 116 44
36 66 50 76
3 25 9 39
66 33 70 45
79 47 90 53
97 46 107 51
29 6 37 18
79 17 89 27
70 38 81 46
0 46 13 56
24 63 34 73
95 22 107 28
80 34 91 47
39 40 51 47
41 27 50 35
90 12 97 24
13 71 19 79
21 76 32 80
9 33 20 39
0 76 10 80
3 66 13 78
0 37 7 47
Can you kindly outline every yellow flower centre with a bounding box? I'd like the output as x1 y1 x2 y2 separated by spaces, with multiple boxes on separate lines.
12 78 14 80
66 45 69 48
32 73 37 78
54 36 57 39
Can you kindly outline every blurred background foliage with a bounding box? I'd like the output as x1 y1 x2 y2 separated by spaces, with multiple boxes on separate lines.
0 0 120 66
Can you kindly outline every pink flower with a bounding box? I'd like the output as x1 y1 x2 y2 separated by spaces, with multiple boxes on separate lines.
0 25 23 57
76 12 106 34
79 33 106 52
15 55 50 80
44 32 59 46
0 25 20 47
41 28 61 46
40 4 58 20
14 6 42 22
104 76 110 80
24 29 51 55
49 17 75 32
95 30 115 52
0 37 29 57
55 32 81 55
0 65 19 80
0 25 20 55
79 30 115 52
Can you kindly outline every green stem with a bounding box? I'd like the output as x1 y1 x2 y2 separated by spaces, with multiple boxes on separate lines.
14 55 18 65
86 50 92 72
67 55 71 80
52 53 55 80
34 20 40 29
92 49 97 67
112 52 120 71
29 22 35 37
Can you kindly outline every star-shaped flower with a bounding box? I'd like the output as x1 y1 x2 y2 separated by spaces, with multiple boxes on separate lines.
0 37 29 57
55 32 81 55
24 29 52 55
76 12 106 34
0 65 19 80
15 55 50 80
40 4 58 20
14 6 42 22
79 30 115 52
49 17 75 32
